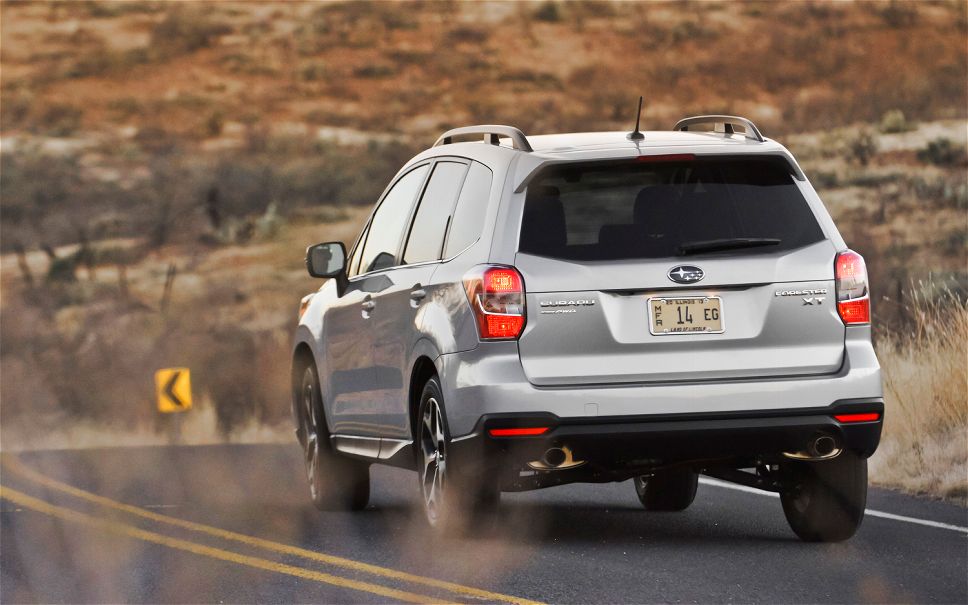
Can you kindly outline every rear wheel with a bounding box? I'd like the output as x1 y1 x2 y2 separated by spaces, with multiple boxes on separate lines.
780 450 867 542
634 469 699 511
298 364 369 511
417 377 497 534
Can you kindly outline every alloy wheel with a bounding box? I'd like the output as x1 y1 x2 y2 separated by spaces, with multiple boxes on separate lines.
302 368 321 501
419 397 447 525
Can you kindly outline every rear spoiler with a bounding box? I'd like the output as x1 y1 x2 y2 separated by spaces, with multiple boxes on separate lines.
513 151 806 194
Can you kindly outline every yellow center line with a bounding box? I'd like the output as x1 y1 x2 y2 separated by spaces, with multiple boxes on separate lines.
0 485 440 604
1 456 544 605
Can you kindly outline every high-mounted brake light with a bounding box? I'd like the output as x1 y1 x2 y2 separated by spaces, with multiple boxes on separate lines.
835 250 871 325
636 153 695 163
463 266 526 340
834 412 881 423
488 427 548 437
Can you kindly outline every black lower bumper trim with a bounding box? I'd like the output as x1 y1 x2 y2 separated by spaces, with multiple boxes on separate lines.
450 399 883 490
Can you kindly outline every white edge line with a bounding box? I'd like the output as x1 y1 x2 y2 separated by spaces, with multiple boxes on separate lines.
698 477 968 535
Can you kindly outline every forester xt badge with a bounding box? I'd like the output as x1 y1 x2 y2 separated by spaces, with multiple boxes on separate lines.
667 265 704 284
775 288 828 305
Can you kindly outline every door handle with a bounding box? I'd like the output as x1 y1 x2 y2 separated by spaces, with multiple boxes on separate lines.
361 300 375 312
410 288 427 301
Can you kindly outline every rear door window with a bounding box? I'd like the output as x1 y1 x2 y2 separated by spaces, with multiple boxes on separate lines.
444 162 493 258
519 157 823 261
358 164 429 274
403 161 467 265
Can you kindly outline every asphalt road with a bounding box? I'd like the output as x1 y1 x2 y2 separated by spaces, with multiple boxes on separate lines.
1 444 965 604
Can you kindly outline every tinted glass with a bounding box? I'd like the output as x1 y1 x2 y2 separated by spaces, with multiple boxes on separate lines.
519 158 823 261
403 161 467 264
359 165 429 274
444 162 493 258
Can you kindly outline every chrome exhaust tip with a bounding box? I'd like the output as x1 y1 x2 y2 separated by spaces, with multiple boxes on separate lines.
527 445 586 471
783 434 843 461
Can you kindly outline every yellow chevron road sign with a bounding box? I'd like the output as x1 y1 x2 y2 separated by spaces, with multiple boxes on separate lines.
155 368 192 413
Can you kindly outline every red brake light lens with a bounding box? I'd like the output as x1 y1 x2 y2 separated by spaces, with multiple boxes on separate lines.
463 266 526 340
834 412 881 423
835 250 870 325
484 268 522 293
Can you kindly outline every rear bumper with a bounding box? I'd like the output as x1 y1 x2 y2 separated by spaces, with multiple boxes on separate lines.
450 399 883 490
438 326 882 437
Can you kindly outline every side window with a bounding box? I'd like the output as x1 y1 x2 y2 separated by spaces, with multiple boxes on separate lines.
444 161 493 258
403 161 468 265
347 224 369 277
358 165 429 274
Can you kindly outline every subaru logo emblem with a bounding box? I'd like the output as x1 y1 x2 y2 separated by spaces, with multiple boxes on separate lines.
667 265 704 284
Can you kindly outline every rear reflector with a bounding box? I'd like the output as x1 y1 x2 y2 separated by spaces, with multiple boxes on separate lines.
488 427 549 437
834 412 881 423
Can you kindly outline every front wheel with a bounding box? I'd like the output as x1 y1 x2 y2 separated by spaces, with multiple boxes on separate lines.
634 469 699 511
780 450 867 542
298 364 369 511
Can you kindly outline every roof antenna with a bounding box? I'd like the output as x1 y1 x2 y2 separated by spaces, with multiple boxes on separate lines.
627 96 645 141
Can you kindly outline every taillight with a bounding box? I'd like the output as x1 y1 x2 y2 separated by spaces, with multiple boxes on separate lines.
463 265 526 340
835 250 871 325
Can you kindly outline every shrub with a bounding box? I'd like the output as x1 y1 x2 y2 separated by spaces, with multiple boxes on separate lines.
352 63 397 79
299 61 329 82
878 0 918 28
917 138 965 167
150 8 231 58
879 109 913 134
872 290 967 502
36 103 84 136
107 97 145 120
845 129 879 166
533 1 561 22
445 25 490 44
205 110 224 137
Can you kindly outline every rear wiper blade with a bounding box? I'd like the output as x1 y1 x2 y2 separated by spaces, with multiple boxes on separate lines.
677 238 781 255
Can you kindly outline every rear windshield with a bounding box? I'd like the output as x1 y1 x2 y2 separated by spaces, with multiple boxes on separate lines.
518 157 824 261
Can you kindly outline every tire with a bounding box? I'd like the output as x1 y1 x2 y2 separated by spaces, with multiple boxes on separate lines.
416 377 497 534
634 469 699 511
297 364 369 511
780 450 867 542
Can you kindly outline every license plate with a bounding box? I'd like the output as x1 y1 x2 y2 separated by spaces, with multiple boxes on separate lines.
648 296 724 335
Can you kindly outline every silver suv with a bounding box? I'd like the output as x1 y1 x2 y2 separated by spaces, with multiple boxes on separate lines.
292 116 883 542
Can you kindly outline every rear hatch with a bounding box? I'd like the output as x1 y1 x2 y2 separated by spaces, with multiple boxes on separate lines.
515 156 844 386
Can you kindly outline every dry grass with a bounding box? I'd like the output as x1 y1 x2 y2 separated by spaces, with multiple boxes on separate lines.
871 292 968 503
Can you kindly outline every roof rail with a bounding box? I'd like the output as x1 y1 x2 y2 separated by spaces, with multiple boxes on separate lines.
433 125 533 152
673 115 765 143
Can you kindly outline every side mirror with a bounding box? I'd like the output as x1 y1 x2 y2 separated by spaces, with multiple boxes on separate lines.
306 242 346 278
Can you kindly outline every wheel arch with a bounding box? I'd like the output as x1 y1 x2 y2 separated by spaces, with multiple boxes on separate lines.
291 340 317 444
408 355 439 442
